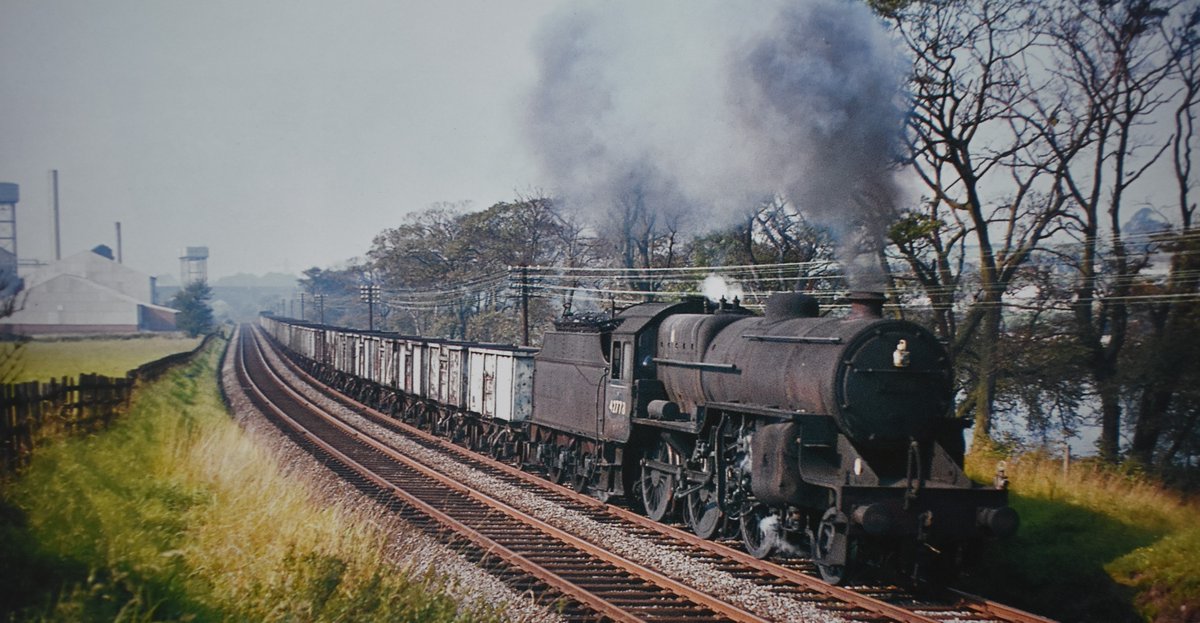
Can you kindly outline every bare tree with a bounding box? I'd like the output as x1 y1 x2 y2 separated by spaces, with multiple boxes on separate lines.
1126 3 1200 466
686 197 839 295
1030 0 1189 461
891 0 1066 448
601 169 688 298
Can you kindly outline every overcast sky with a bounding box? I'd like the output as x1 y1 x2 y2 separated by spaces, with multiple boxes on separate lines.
1 0 563 280
4 1 1186 285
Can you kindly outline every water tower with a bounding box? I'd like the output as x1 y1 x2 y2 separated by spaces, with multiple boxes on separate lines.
0 183 18 279
180 246 209 285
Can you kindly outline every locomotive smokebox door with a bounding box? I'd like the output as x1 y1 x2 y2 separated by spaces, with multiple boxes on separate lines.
836 325 952 443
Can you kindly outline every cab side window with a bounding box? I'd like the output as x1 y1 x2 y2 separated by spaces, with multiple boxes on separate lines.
611 340 624 380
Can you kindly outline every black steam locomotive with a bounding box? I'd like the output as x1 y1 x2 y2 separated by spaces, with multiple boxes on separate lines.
260 290 1016 583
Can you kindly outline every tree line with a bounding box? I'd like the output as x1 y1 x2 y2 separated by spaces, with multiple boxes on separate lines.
293 0 1198 474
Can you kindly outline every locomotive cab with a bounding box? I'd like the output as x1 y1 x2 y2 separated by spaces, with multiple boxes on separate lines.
600 297 710 441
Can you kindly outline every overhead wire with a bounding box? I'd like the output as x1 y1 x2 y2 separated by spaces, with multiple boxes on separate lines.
305 225 1200 318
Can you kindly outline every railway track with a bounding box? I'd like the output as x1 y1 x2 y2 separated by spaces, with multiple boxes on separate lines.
234 324 1056 623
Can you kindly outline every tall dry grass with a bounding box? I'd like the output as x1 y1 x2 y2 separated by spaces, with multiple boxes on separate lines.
968 450 1196 532
0 336 502 622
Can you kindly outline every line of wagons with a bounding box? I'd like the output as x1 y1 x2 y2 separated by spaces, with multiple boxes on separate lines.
258 314 537 455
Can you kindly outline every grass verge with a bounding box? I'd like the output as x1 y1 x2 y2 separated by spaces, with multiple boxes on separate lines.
962 451 1200 623
0 336 501 622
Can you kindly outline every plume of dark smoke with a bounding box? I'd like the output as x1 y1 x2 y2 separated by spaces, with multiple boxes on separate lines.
523 0 910 289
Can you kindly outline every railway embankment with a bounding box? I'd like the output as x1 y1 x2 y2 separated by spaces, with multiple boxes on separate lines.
0 334 521 622
959 452 1200 622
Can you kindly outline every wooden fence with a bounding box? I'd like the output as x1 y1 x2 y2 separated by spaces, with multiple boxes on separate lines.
0 332 222 473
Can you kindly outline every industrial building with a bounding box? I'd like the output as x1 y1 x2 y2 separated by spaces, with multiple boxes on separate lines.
0 247 178 335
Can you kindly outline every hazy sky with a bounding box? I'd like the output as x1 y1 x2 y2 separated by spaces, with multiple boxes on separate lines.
1 0 562 280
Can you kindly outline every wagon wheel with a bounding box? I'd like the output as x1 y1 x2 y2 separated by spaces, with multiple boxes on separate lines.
401 401 421 426
572 452 593 494
739 503 779 559
433 410 453 437
415 404 436 432
449 415 471 447
814 507 850 584
467 421 487 452
546 445 575 485
640 435 682 523
487 428 513 462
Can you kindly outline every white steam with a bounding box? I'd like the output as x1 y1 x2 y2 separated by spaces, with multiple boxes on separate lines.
702 275 745 303
758 514 806 556
524 0 910 289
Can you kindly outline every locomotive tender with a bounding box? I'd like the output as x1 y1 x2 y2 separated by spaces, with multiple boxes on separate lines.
259 291 1016 583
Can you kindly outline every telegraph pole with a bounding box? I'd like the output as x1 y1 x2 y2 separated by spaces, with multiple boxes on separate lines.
519 265 530 346
299 292 305 321
315 293 326 324
360 284 381 331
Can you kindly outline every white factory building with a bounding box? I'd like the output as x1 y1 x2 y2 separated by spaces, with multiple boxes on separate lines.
0 247 178 335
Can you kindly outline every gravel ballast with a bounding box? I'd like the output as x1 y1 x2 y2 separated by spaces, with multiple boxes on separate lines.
222 327 565 623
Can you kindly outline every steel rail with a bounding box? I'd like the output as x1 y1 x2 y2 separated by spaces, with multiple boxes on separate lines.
946 589 1057 623
238 327 769 623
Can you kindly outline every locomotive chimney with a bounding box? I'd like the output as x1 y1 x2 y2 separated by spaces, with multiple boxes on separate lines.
846 291 886 319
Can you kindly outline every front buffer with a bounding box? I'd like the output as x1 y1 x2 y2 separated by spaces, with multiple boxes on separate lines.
749 420 1017 584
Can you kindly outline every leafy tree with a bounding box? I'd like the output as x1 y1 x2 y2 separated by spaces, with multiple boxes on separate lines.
170 281 215 337
368 196 584 341
0 265 24 383
296 263 370 327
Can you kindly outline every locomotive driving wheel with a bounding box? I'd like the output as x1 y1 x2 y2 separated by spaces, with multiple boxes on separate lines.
814 507 850 584
739 503 780 559
640 435 682 522
683 456 726 539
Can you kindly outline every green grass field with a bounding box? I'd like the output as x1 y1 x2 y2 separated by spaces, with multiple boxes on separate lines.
0 337 504 622
3 335 202 383
963 452 1200 622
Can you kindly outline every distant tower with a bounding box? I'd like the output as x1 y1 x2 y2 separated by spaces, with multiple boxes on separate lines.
180 246 209 285
0 183 18 278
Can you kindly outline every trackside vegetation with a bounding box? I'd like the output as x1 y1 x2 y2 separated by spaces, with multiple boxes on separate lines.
0 337 502 622
962 452 1200 622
